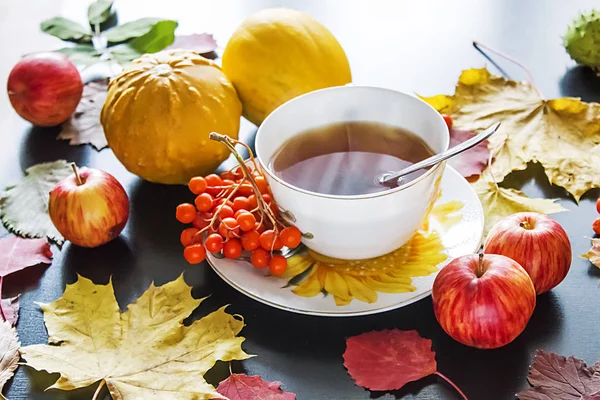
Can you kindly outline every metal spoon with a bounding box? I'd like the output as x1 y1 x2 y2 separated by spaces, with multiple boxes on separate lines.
377 121 501 186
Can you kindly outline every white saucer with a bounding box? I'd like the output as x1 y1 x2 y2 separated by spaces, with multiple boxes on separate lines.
206 166 484 317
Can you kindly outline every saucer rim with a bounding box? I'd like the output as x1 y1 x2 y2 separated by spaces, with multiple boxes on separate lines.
206 166 483 317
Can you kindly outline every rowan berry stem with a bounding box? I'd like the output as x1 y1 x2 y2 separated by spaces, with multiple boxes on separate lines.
194 179 245 241
209 132 280 230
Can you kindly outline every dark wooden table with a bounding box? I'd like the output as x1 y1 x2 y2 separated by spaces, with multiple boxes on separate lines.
3 1 600 399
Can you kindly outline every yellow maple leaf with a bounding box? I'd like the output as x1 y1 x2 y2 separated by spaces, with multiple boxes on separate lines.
21 275 250 400
472 174 567 237
421 68 600 202
581 238 600 268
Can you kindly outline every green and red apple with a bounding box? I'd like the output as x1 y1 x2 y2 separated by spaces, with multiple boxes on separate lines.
483 212 571 294
49 165 129 248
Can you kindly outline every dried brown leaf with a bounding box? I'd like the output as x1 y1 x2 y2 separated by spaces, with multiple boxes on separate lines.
59 79 109 150
0 320 20 393
517 350 600 399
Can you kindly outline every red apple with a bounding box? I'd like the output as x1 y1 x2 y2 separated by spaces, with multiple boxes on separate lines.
7 52 83 126
432 253 536 349
483 212 571 294
48 165 129 248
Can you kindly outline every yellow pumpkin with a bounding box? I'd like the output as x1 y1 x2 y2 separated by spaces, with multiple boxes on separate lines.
101 50 242 184
222 8 352 126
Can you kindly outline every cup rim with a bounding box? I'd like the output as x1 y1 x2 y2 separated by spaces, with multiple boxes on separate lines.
255 85 449 201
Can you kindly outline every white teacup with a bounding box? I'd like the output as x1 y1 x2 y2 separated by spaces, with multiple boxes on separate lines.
255 86 449 260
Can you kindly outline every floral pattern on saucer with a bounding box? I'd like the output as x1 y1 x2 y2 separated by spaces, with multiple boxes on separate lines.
281 201 463 306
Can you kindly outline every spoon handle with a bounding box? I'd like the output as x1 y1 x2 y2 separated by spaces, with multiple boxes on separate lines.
378 122 501 185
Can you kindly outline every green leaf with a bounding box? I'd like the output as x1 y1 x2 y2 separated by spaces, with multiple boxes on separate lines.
103 18 162 43
129 20 178 54
56 45 101 66
0 160 73 244
109 44 142 64
88 0 114 26
40 17 92 43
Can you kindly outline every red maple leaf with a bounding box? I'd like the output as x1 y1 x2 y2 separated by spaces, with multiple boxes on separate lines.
0 235 52 323
215 373 296 400
517 350 600 400
448 128 491 179
343 329 437 391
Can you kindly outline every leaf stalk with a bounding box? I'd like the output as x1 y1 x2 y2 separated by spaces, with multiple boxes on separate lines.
472 41 543 99
0 276 6 323
91 379 105 400
435 371 469 400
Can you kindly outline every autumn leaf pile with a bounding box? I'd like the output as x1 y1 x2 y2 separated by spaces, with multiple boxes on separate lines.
424 67 600 199
423 67 600 235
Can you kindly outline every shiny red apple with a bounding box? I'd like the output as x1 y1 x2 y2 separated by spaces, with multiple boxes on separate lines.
483 212 571 294
49 165 129 248
432 253 536 349
7 52 83 126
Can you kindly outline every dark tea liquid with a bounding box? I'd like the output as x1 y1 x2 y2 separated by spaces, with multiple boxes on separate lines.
270 121 435 196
